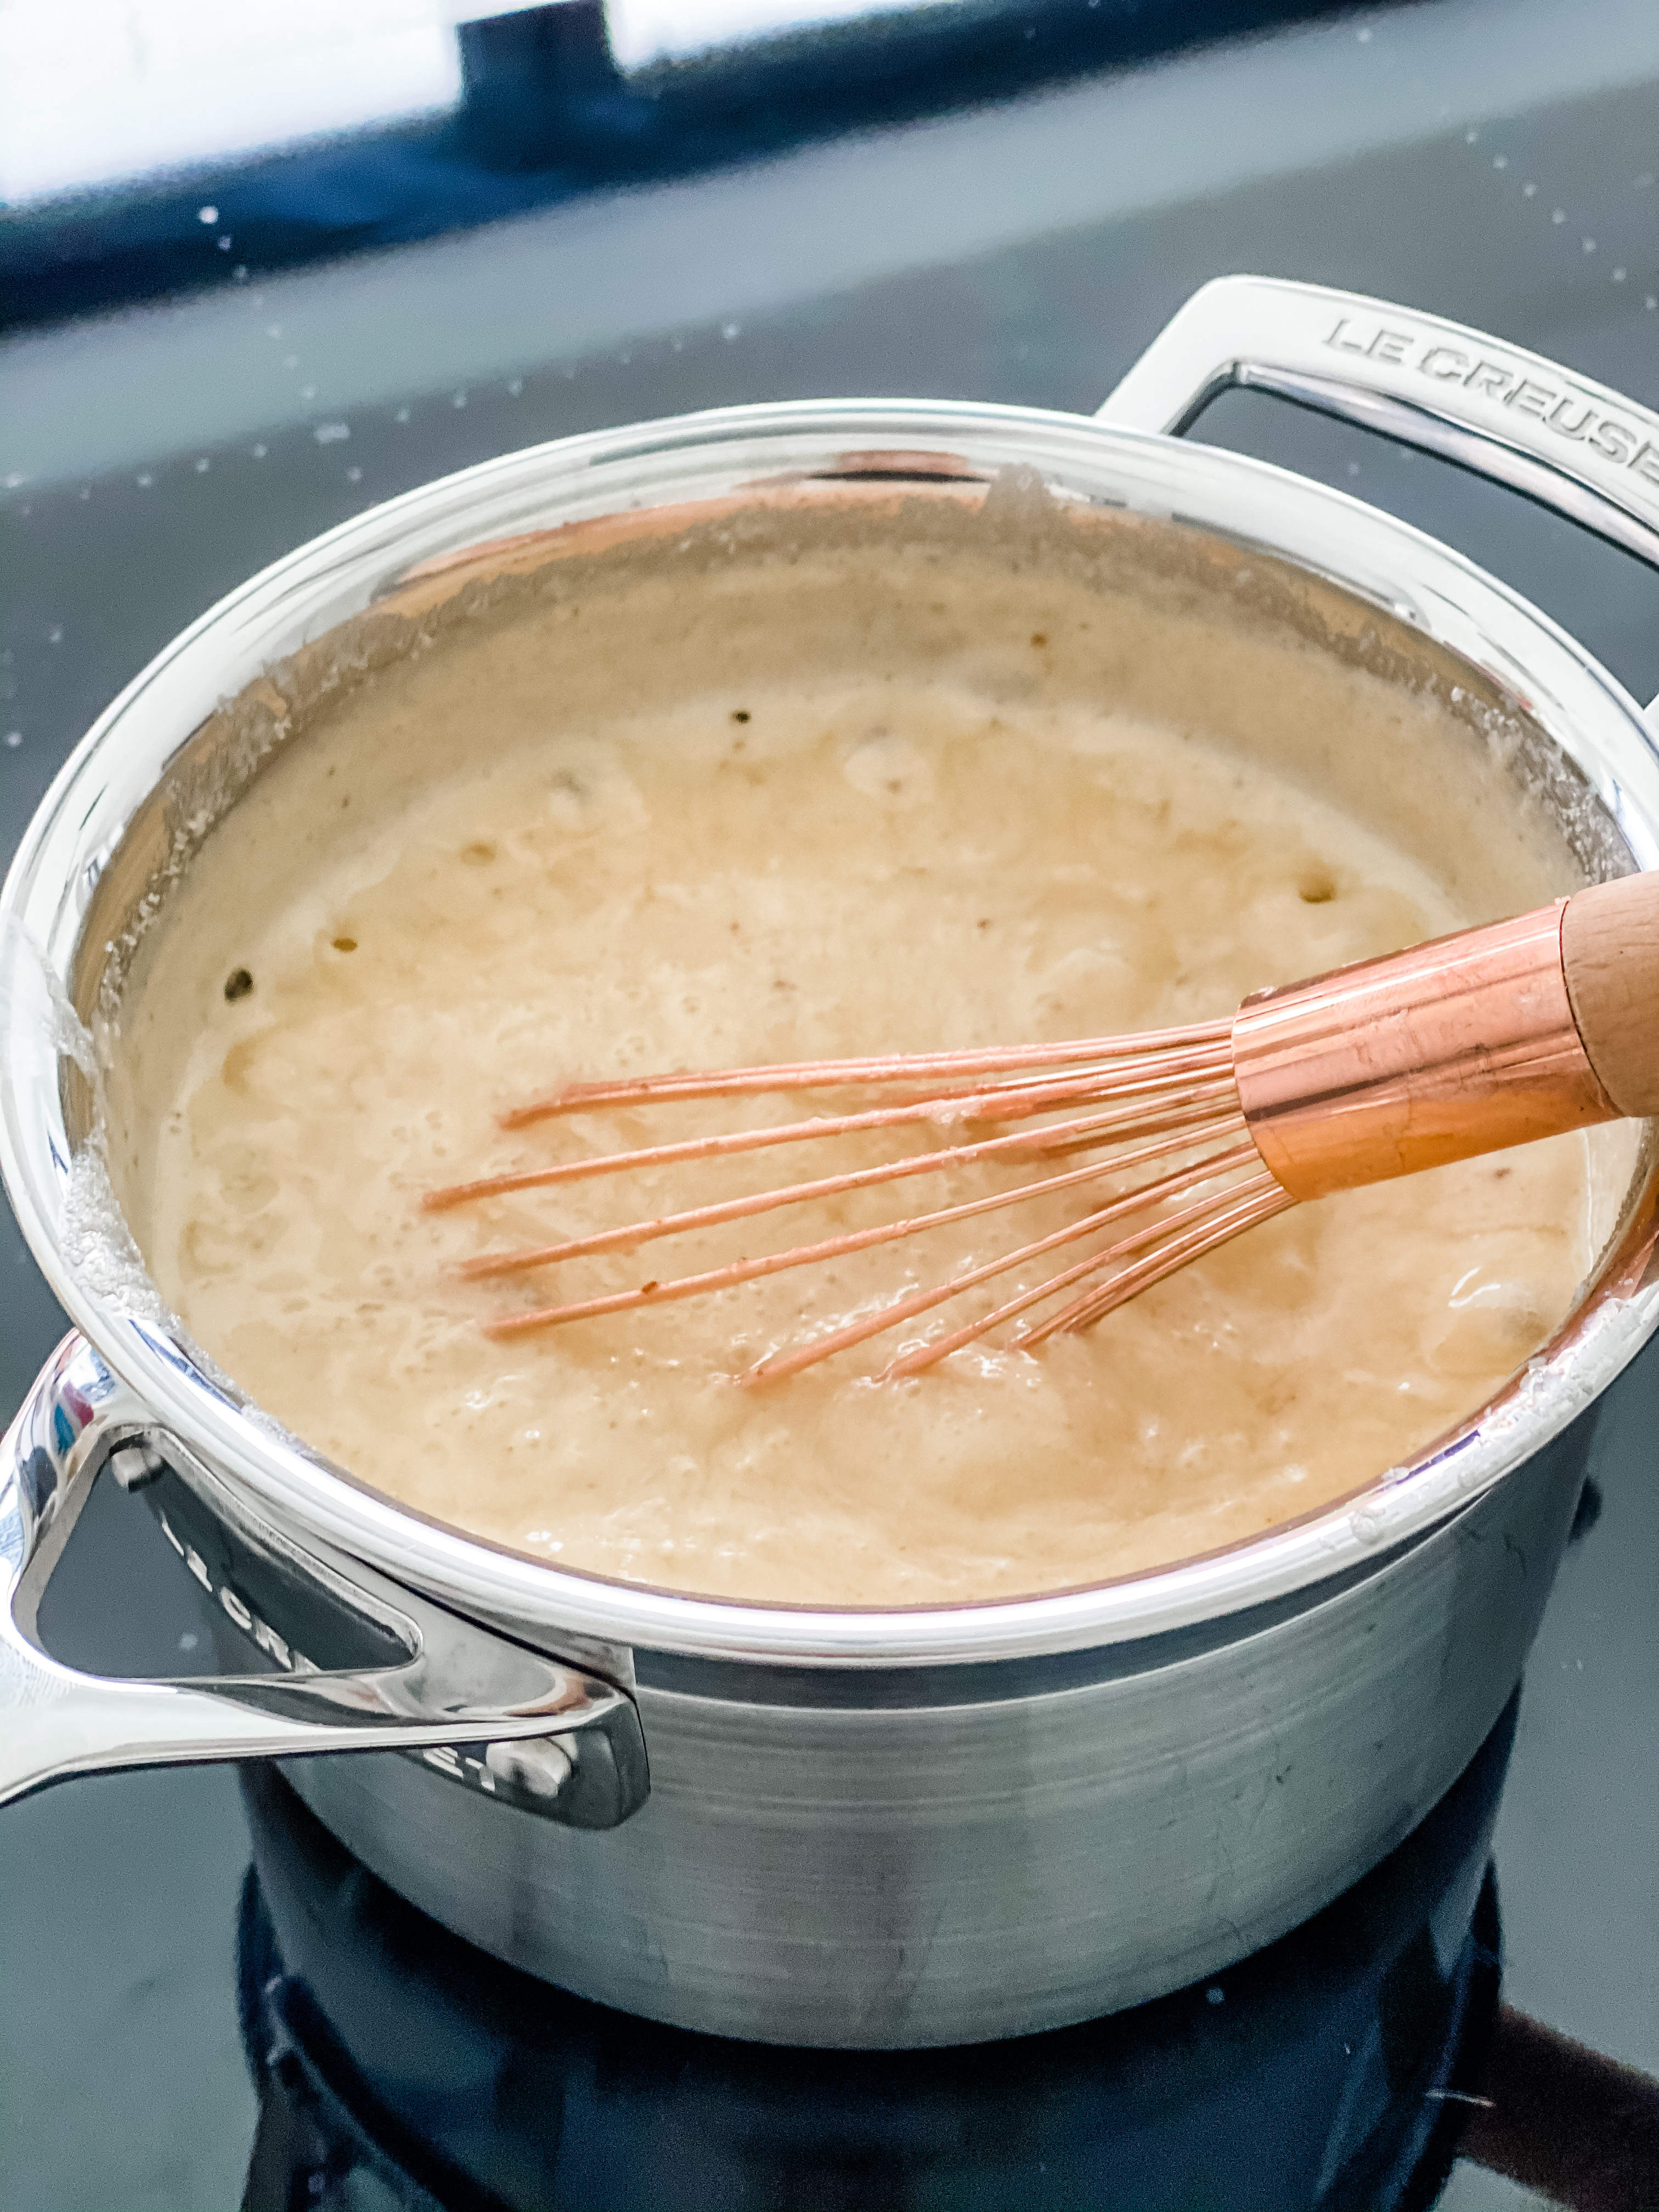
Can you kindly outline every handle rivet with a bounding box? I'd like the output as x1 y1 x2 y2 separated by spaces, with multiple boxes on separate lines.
484 1734 575 1801
108 1442 165 1493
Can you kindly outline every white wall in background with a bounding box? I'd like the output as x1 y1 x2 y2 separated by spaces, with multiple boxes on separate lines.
0 0 469 205
606 0 963 72
0 0 638 207
0 0 965 205
0 0 943 206
4 0 1657 484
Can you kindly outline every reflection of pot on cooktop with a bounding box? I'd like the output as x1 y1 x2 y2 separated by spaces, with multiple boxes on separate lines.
239 1702 1518 2212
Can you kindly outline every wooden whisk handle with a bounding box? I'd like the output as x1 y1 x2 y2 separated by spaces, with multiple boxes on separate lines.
1234 872 1659 1203
1561 874 1659 1118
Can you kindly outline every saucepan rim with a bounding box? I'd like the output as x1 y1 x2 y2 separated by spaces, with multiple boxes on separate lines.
4 393 1659 1667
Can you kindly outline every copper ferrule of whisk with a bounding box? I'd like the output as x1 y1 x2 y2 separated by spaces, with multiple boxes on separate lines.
1233 899 1616 1204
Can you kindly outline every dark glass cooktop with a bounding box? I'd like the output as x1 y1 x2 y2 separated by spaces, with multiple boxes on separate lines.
3 3 1657 2204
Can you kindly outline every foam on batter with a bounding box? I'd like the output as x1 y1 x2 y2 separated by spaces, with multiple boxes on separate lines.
100 510 1616 1606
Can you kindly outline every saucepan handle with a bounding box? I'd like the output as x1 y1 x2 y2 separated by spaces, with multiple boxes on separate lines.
0 1333 648 1827
1098 275 1659 578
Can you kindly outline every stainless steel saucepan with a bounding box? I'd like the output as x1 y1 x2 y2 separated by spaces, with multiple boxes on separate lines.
4 276 1658 2047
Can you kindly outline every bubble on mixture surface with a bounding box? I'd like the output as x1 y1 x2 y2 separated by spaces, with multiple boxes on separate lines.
841 731 937 806
546 742 648 835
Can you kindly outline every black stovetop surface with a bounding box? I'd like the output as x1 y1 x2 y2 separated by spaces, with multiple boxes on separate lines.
2 4 1656 2205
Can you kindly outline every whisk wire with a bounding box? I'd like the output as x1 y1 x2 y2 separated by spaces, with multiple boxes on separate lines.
439 1019 1285 1374
744 1138 1264 1384
457 1094 1244 1283
1022 1172 1294 1345
481 1120 1254 1346
500 1019 1238 1127
880 1166 1285 1380
427 1058 1237 1215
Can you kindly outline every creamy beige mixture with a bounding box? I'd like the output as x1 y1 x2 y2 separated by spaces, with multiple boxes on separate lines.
103 518 1608 1606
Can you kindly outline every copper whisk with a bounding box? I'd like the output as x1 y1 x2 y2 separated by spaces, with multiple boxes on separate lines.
426 875 1659 1382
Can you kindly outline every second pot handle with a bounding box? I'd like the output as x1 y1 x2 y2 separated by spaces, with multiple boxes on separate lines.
1 1334 648 1828
1098 275 1659 578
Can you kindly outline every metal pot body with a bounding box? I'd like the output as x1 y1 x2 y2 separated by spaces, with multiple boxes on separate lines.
284 1415 1587 2045
4 278 1659 2045
239 1708 1520 2205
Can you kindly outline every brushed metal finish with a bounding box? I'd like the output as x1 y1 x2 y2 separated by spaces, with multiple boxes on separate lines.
285 1420 1589 2045
3 277 1659 2044
1233 901 1615 1201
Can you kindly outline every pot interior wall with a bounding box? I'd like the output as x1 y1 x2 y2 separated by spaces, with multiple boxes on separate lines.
77 477 1630 1081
